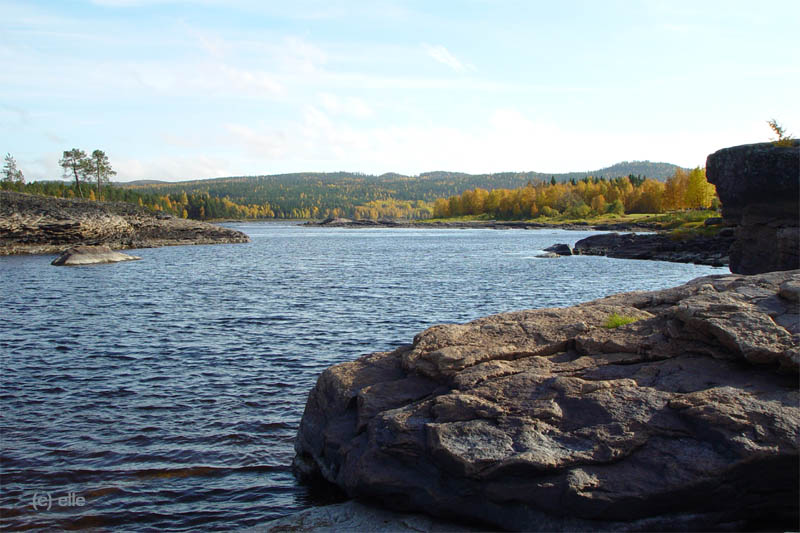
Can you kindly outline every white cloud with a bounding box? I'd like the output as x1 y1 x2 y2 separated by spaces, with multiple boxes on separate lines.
422 44 473 73
318 93 373 118
219 64 285 96
116 155 234 181
224 124 287 159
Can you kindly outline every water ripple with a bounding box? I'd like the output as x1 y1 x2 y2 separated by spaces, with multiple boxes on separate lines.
0 222 724 531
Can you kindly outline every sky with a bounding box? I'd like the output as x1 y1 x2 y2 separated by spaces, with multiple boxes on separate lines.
1 0 798 183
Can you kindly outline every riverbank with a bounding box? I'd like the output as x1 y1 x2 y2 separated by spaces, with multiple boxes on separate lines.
305 215 661 232
0 191 250 255
307 214 734 267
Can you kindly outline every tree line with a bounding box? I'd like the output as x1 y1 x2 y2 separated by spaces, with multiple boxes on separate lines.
432 169 717 219
2 151 714 221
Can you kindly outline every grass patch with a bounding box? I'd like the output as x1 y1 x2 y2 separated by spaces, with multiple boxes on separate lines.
603 313 640 329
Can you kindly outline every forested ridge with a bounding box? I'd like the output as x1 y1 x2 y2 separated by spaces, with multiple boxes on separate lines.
119 161 686 219
2 161 695 221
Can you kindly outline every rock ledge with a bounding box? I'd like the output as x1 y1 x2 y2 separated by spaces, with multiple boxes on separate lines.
294 270 800 531
0 191 250 255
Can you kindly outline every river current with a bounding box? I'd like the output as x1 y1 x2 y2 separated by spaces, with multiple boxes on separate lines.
0 222 724 530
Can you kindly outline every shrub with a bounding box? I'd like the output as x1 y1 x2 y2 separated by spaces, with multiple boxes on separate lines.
540 205 559 218
566 203 592 218
603 312 640 329
607 199 625 215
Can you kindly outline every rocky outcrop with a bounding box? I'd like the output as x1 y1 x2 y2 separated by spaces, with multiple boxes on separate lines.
573 231 734 267
294 270 800 532
51 245 141 266
0 191 249 255
706 141 800 274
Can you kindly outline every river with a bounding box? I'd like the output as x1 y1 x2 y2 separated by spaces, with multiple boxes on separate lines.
0 222 725 531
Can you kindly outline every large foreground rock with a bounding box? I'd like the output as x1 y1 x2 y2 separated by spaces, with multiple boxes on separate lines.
294 271 800 531
51 245 141 266
0 191 249 255
706 141 800 274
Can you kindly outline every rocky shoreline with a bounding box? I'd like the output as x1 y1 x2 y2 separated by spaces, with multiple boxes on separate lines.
570 231 735 267
310 217 735 267
0 191 249 255
306 216 659 233
293 269 800 532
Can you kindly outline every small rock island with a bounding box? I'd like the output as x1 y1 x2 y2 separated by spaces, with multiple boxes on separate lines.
51 245 141 266
0 190 249 256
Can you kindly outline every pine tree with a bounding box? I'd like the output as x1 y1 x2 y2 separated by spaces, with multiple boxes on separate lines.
88 150 116 201
2 153 25 184
59 149 90 198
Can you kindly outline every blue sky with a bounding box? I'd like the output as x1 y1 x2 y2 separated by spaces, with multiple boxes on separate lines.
2 0 798 182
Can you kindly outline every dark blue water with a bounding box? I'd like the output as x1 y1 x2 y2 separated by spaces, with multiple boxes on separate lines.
0 223 724 530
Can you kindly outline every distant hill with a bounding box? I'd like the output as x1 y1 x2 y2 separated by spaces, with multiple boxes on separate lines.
121 179 170 186
591 161 688 180
121 161 688 219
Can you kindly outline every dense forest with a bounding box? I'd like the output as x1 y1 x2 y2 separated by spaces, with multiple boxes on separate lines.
432 168 717 219
1 160 700 221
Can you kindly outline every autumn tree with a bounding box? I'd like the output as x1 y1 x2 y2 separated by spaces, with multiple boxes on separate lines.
88 150 116 201
59 149 90 198
2 153 24 184
685 167 715 208
663 168 688 210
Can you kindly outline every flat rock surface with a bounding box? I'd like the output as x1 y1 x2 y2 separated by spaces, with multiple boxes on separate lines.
51 245 141 266
0 191 249 255
294 270 800 532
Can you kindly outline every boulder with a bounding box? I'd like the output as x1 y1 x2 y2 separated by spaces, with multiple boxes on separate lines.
543 243 573 256
706 141 800 274
294 270 800 532
51 245 141 266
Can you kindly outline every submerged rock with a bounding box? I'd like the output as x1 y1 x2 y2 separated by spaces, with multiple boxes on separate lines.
51 245 141 266
261 501 482 532
294 270 800 532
